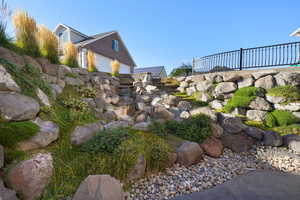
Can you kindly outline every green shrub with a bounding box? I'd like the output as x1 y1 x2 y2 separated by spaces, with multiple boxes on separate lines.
78 87 96 98
265 112 277 128
264 110 297 128
267 85 300 103
149 121 168 137
234 86 264 97
151 114 211 143
0 121 39 147
66 72 78 78
62 98 89 112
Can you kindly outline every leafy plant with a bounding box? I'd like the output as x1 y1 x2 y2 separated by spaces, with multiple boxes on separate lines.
267 85 300 103
12 10 40 57
78 87 96 98
111 59 120 77
62 98 89 112
38 25 59 64
62 42 79 68
87 50 97 72
265 110 297 128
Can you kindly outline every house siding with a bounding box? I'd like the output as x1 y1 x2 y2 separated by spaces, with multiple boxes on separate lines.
94 52 131 74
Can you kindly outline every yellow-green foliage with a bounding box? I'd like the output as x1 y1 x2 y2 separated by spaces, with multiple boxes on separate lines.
62 42 78 68
111 59 120 76
174 92 208 107
267 85 300 103
265 110 297 128
12 10 40 57
38 25 59 64
87 50 96 72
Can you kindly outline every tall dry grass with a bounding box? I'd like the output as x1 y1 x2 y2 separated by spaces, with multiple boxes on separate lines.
38 25 59 64
62 42 78 68
111 59 120 76
87 50 96 72
12 10 40 57
0 0 12 48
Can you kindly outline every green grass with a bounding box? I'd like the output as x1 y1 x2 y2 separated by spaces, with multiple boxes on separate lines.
65 72 78 79
267 85 300 103
265 110 297 128
174 92 208 107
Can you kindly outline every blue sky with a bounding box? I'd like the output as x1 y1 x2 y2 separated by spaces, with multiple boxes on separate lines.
6 0 300 74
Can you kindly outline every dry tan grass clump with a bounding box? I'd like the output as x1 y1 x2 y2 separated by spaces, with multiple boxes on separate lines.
62 42 78 68
12 10 40 57
111 59 120 76
87 50 96 72
38 25 59 63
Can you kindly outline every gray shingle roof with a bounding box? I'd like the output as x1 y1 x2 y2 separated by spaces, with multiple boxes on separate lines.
134 66 165 77
74 31 116 47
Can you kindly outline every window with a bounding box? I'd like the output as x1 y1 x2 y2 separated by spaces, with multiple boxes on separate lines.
112 39 119 52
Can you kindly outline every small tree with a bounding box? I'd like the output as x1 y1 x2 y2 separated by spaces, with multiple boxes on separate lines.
87 50 96 72
0 0 12 48
111 59 120 76
38 25 59 64
62 42 78 68
12 10 40 57
170 63 192 77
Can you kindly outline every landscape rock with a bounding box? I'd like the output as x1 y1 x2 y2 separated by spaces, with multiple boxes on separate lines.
179 81 189 88
222 73 241 82
65 77 84 86
72 175 124 200
214 82 237 94
210 100 224 110
176 142 204 167
252 70 277 79
133 122 150 131
196 81 213 92
237 77 254 88
266 94 286 104
104 120 130 130
0 179 19 200
0 145 3 168
71 121 104 146
18 118 59 151
190 106 218 121
50 84 63 96
163 95 178 106
7 153 53 200
179 111 190 119
211 122 223 138
197 92 212 102
244 126 264 141
177 101 192 111
36 88 51 106
231 107 247 115
128 155 146 180
205 74 222 83
263 131 283 147
200 137 223 158
274 103 300 112
274 72 300 86
151 97 163 106
152 106 175 121
249 97 272 111
0 92 40 121
254 75 275 90
246 110 267 121
222 117 247 134
282 134 300 153
221 134 254 153
186 86 196 96
0 64 21 92
135 112 148 122
0 47 25 68
145 85 158 94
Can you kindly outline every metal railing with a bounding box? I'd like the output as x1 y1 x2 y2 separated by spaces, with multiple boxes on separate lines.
193 41 300 73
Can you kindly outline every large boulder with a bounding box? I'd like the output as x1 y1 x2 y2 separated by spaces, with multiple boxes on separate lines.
0 92 40 121
72 175 124 200
179 111 190 119
0 47 25 68
36 88 51 107
214 82 237 94
221 134 254 153
283 134 300 153
246 110 267 122
190 106 218 121
163 95 178 106
0 64 21 92
244 126 264 141
104 120 130 130
274 103 300 112
65 77 84 86
274 72 300 86
0 179 19 200
7 153 53 200
221 117 247 134
18 118 59 151
254 75 275 90
237 77 254 88
266 94 286 104
210 100 224 110
176 142 204 167
248 97 272 111
200 137 223 158
197 92 213 102
263 131 283 147
152 106 175 121
0 145 3 168
127 155 146 180
222 73 241 82
177 101 192 111
210 122 223 138
252 70 277 79
186 86 196 96
71 121 104 146
196 81 213 92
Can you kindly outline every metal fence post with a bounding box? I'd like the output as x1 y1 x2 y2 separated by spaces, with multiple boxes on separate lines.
192 57 195 75
239 48 243 70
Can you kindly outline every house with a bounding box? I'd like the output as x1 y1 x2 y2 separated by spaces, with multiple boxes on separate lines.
290 28 300 37
134 66 167 78
53 23 136 74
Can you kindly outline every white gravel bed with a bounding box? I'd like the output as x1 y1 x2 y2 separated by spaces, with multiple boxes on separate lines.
128 146 300 200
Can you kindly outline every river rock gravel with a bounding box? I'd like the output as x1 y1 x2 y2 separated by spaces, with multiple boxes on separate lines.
128 146 300 200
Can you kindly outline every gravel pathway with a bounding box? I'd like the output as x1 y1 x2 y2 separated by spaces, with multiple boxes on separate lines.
128 146 300 200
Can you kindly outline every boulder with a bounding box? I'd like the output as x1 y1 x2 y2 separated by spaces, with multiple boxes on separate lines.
128 155 146 180
266 94 286 104
18 118 59 151
0 47 25 68
167 152 178 167
65 77 84 86
221 134 254 153
7 153 53 200
274 103 300 112
249 97 272 111
292 112 300 120
237 77 254 88
104 120 130 130
152 106 175 121
111 95 120 105
177 101 192 111
231 107 247 115
211 122 223 138
196 81 213 92
222 73 241 82
71 121 104 146
24 56 42 72
50 84 63 97
274 72 300 86
36 88 51 107
282 134 300 151
151 97 163 106
197 92 212 102
190 106 218 121
94 97 106 113
214 82 237 94
72 175 124 200
222 117 247 134
244 126 264 141
289 140 300 154
186 86 196 96
210 100 224 110
176 142 204 167
0 64 21 92
179 81 189 88
180 111 190 119
252 70 277 80
263 131 283 147
0 92 40 121
254 75 275 90
135 112 149 122
200 137 223 158
0 179 19 200
133 122 150 131
205 74 222 83
163 95 178 106
190 74 205 82
246 110 267 122
0 145 3 168
145 85 158 94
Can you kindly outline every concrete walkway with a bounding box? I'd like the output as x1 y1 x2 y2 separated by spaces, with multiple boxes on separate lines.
171 171 300 200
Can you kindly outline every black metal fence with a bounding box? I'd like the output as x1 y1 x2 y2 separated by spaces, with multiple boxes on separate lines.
193 41 300 73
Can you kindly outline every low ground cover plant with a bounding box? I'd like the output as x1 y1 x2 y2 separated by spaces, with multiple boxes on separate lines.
265 110 297 128
267 85 300 103
174 92 208 107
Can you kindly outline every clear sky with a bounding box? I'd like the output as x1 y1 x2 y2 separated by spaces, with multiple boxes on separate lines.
5 0 300 74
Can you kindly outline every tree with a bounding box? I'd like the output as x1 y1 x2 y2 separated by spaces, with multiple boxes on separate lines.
170 63 192 77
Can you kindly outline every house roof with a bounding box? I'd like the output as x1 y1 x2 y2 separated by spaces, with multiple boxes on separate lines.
74 31 116 46
54 23 89 38
134 66 166 77
290 28 300 36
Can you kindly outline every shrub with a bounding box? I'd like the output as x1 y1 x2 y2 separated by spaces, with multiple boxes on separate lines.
62 42 78 68
265 112 277 128
234 86 264 97
78 87 96 98
0 121 39 147
111 60 120 76
38 25 59 64
87 50 96 72
265 110 297 128
149 121 168 137
12 10 40 57
170 63 192 77
267 85 300 103
0 0 12 48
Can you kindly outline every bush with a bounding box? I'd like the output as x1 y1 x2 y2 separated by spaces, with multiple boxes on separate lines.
234 86 264 97
170 63 192 77
62 42 79 68
0 121 39 147
111 60 120 76
38 25 59 64
265 110 297 128
267 85 300 103
87 50 97 72
78 87 96 98
265 112 277 128
151 114 211 143
12 10 40 57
